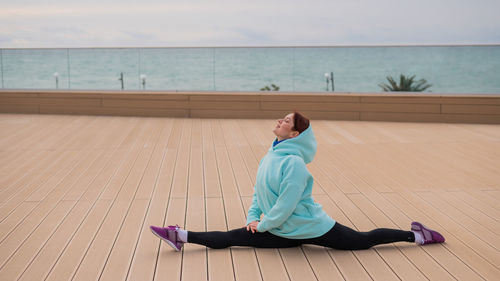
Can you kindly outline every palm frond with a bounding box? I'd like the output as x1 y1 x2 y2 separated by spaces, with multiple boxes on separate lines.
379 74 432 92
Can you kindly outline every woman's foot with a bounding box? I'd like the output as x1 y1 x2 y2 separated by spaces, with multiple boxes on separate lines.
150 225 185 251
411 222 445 245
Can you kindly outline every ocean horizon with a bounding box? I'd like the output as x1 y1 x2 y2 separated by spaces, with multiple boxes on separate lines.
1 45 499 94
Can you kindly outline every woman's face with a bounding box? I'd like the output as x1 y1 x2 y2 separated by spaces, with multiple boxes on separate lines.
273 113 299 141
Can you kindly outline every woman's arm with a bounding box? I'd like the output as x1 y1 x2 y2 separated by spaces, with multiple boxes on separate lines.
256 157 309 233
246 187 262 225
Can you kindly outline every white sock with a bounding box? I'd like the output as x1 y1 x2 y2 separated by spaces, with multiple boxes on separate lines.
177 228 188 243
412 231 424 245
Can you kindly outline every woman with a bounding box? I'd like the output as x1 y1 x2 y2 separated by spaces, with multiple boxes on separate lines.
150 112 445 251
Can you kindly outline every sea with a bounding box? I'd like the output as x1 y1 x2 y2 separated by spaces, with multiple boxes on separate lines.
1 45 499 94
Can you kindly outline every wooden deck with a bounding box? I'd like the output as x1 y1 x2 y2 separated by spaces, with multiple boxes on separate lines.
0 113 499 281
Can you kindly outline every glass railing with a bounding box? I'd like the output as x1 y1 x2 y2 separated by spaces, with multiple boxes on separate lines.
1 46 499 93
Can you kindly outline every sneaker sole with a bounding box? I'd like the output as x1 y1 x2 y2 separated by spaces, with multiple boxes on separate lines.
150 227 182 252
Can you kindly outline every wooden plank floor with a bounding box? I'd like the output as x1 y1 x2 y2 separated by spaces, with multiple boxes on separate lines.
1 113 499 281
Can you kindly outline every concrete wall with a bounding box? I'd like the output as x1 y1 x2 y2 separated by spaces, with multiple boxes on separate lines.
1 90 500 123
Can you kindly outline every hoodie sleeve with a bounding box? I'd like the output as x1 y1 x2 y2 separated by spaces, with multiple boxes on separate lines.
257 156 308 233
246 187 262 225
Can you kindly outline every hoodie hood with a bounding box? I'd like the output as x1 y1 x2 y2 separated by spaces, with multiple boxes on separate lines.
270 125 317 164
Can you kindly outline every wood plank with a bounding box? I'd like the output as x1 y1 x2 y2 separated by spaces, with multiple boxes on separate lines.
0 202 37 242
483 190 500 201
416 191 500 251
206 197 235 281
16 146 127 281
39 105 190 118
0 150 49 189
442 104 500 115
241 195 289 281
202 119 222 198
71 122 162 281
313 136 469 281
0 116 104 204
0 151 70 204
214 125 262 281
127 119 182 281
0 114 46 149
348 193 479 281
320 192 401 281
190 101 260 110
8 115 84 151
435 190 500 233
43 200 113 281
182 197 207 281
0 200 76 278
220 120 255 197
7 139 124 278
44 120 156 281
319 142 394 194
102 99 189 109
62 119 136 201
3 201 92 281
2 114 500 281
25 148 103 202
301 246 345 281
152 120 190 280
450 191 500 222
0 116 58 156
261 101 441 113
464 189 500 211
279 247 317 281
127 119 172 200
0 149 89 262
384 192 500 281
223 195 262 281
37 97 101 107
154 198 186 281
187 119 205 198
99 199 150 280
211 120 241 197
169 119 192 198
0 116 84 191
314 196 372 281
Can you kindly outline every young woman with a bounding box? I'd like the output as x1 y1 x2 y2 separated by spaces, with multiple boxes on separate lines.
150 112 445 251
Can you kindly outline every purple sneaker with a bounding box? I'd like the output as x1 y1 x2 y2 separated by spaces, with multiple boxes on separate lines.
150 225 184 251
411 222 445 245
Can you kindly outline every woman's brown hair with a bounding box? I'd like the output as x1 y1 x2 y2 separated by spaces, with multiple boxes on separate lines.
292 111 310 134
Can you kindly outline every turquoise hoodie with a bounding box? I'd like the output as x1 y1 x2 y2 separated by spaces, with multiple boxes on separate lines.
246 126 336 239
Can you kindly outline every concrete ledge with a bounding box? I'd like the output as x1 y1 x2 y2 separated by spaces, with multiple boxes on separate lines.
1 90 499 123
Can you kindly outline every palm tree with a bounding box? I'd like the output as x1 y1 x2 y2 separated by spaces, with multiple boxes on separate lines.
378 74 432 92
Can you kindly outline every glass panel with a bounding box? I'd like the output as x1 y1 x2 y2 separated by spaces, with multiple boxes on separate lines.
139 48 214 91
294 46 500 93
0 50 3 88
0 46 499 93
214 47 294 92
2 49 69 89
68 48 139 90
293 47 340 92
294 46 433 93
417 46 500 93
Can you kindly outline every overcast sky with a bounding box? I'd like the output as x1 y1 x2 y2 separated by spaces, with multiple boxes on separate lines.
1 0 499 48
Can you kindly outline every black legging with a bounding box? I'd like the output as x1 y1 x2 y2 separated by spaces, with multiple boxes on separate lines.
188 222 415 250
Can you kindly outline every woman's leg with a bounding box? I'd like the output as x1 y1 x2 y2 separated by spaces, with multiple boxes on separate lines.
309 222 415 250
188 227 304 249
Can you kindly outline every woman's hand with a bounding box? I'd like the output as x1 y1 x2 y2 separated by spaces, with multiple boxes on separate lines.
246 221 259 233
